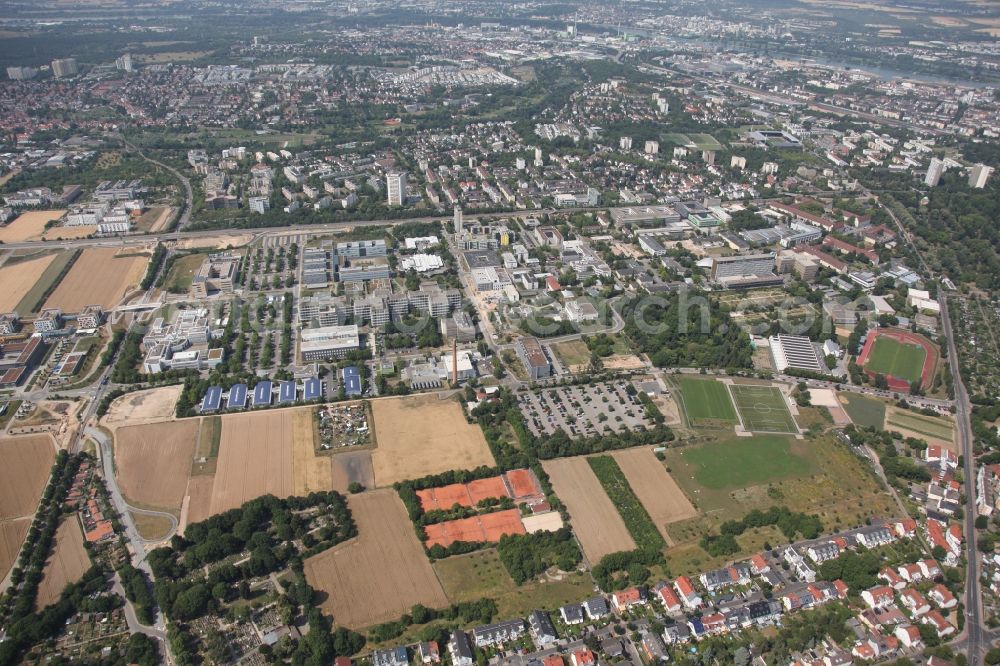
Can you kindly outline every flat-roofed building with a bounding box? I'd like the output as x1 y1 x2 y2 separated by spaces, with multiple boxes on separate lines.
515 336 551 380
76 305 104 329
300 324 360 361
0 313 20 335
191 253 240 298
710 253 777 282
769 334 825 374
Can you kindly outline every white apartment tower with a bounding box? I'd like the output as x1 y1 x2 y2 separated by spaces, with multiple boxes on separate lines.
387 171 407 206
924 158 944 187
454 206 463 235
969 163 993 189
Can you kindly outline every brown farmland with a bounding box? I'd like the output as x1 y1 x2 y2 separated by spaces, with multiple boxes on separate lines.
304 489 448 629
328 451 375 493
210 410 296 515
610 448 698 544
35 517 90 610
43 247 148 311
542 456 635 562
0 254 56 312
115 420 199 511
0 519 30 579
371 395 495 486
0 434 55 520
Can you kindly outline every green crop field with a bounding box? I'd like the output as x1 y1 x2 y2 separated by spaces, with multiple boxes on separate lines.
587 455 666 550
680 435 812 490
729 384 798 433
840 393 886 428
676 377 739 426
886 409 954 441
865 336 926 383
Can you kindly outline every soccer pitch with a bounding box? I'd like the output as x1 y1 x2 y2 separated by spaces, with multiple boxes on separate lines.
677 377 739 426
728 384 799 434
865 337 926 384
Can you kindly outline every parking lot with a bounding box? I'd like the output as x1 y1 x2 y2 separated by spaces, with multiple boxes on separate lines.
516 380 654 438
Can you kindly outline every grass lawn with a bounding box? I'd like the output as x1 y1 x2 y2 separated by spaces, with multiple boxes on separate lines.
841 393 886 428
676 377 738 426
886 409 954 441
680 435 811 489
551 340 591 367
432 549 594 624
729 384 798 433
162 253 207 293
865 336 926 384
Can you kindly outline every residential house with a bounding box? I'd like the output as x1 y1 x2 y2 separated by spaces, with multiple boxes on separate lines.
855 525 895 549
417 642 440 663
529 610 558 647
674 576 703 609
372 647 409 666
861 585 896 610
473 619 527 647
879 567 906 590
900 589 931 616
448 633 474 666
641 632 669 661
894 624 922 649
611 586 647 612
654 583 681 613
807 541 842 564
921 610 955 638
560 603 584 625
570 649 596 666
583 596 609 619
928 584 957 610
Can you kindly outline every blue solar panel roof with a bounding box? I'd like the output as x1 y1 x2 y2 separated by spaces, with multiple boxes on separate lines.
253 381 272 406
278 380 296 403
341 366 361 396
202 386 223 412
303 377 322 401
228 383 247 409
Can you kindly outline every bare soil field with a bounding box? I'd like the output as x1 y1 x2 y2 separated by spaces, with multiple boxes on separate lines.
0 253 56 312
0 434 55 520
44 225 96 240
44 247 148 312
102 385 182 430
210 410 296 515
602 355 647 370
371 395 495 486
542 457 635 563
610 448 697 544
329 451 375 493
290 408 334 496
35 517 89 610
0 210 65 243
304 489 448 628
176 233 254 250
115 420 199 511
0 519 30 579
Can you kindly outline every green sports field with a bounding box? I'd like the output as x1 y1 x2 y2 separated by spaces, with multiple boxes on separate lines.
840 393 886 428
864 336 926 384
680 435 811 489
729 384 799 434
677 377 739 426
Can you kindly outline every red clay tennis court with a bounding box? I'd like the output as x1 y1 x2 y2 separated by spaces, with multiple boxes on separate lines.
416 484 472 511
505 469 541 499
424 509 526 548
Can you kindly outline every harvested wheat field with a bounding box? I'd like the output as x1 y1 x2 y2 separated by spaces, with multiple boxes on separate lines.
610 448 697 544
115 420 199 511
43 225 96 240
210 410 296 515
289 408 335 496
102 385 183 430
371 395 495 486
0 253 56 312
0 210 65 243
304 489 448 629
543 456 635 563
0 519 30 579
180 475 214 533
35 517 90 610
0 434 55 520
44 247 148 312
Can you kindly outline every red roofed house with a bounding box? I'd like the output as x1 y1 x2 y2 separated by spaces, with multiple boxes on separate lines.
894 519 917 538
878 568 906 590
674 576 702 610
928 584 957 610
921 610 955 638
545 275 561 292
862 586 896 610
611 587 646 612
900 589 930 616
85 521 114 543
542 656 563 666
833 580 850 599
919 559 942 580
897 563 923 583
749 553 770 574
656 585 681 613
894 624 922 649
571 650 596 666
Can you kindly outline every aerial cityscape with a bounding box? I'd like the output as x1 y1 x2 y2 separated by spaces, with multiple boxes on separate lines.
1 0 1000 664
